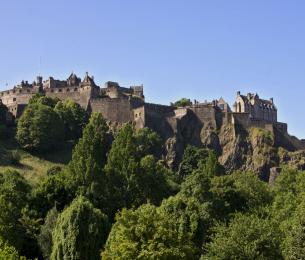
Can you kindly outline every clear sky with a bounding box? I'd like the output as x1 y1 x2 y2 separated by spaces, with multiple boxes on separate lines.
0 0 305 138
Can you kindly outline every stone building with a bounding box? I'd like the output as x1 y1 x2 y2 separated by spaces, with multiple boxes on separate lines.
233 91 277 122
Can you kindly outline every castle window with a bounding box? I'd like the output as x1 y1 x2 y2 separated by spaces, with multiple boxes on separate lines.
51 89 54 93
27 89 30 93
58 89 62 92
19 90 22 93
13 98 16 102
74 88 77 91
13 90 15 93
67 88 70 92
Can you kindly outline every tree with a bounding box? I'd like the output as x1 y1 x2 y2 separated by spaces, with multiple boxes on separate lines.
28 94 60 108
31 171 72 217
281 196 305 260
171 98 192 107
232 171 273 210
102 203 199 260
51 196 109 260
54 98 87 140
0 170 30 251
179 150 226 205
0 237 24 260
68 112 111 187
178 145 209 180
16 103 64 152
202 213 282 260
270 168 300 225
105 124 169 217
200 150 225 177
37 207 59 260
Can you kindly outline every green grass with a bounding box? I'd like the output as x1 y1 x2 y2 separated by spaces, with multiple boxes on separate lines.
0 137 74 186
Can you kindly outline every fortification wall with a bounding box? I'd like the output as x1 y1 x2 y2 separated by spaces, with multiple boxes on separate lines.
249 118 272 129
274 122 288 134
144 103 175 115
230 112 250 129
45 87 81 103
90 97 133 123
288 136 305 150
0 88 39 106
190 105 217 129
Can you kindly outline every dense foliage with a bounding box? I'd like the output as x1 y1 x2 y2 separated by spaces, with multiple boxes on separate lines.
171 98 192 107
16 103 64 152
2 106 305 259
54 98 87 140
16 95 87 152
51 196 109 260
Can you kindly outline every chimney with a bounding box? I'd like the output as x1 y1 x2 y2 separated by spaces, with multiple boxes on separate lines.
237 91 241 96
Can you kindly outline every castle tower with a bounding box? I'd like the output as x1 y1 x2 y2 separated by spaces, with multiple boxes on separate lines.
79 72 99 109
67 72 81 86
105 81 120 98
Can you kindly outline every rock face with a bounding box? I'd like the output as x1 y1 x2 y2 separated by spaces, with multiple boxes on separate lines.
278 149 305 171
164 120 305 181
217 126 279 180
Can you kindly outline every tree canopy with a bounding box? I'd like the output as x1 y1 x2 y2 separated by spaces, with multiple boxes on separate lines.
16 103 64 152
51 196 109 260
54 99 87 140
171 98 192 107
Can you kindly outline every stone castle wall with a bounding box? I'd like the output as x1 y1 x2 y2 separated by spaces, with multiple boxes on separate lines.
0 88 40 106
144 103 175 116
90 97 134 123
190 104 218 129
45 87 81 103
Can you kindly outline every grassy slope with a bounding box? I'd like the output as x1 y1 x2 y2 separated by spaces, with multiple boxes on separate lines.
0 137 73 186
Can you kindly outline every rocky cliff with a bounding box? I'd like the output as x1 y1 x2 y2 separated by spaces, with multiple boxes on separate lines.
164 120 305 181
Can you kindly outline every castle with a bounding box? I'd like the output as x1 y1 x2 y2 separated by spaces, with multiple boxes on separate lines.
1 72 304 150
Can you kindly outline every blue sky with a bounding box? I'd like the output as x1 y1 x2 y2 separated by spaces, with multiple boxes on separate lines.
0 0 305 138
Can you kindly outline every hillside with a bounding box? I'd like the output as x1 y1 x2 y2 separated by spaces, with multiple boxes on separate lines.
0 133 73 186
